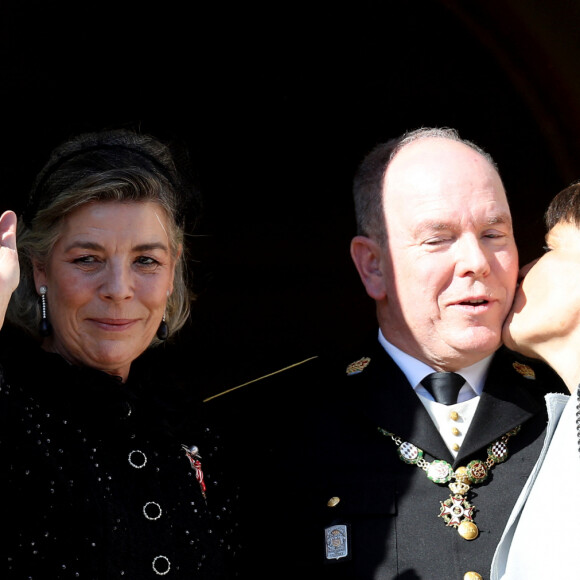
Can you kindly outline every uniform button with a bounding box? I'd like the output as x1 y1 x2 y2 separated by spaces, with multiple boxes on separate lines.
327 496 340 507
450 411 459 421
452 427 460 436
458 521 479 540
463 572 482 580
452 443 460 451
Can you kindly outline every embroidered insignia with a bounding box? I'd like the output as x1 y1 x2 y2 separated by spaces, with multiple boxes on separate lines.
512 361 536 379
346 357 371 375
325 524 349 560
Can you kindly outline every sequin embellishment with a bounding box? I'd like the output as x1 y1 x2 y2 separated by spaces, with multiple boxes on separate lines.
143 501 162 521
128 450 147 469
152 555 171 576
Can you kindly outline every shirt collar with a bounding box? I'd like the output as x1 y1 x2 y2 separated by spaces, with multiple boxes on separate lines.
377 329 492 396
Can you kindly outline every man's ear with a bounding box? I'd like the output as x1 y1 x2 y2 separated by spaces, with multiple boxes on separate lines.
350 235 388 300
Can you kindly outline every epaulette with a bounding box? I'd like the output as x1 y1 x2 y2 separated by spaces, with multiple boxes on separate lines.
203 356 319 402
512 361 536 380
346 356 371 376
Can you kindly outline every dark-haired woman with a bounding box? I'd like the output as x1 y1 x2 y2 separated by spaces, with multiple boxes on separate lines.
491 182 580 578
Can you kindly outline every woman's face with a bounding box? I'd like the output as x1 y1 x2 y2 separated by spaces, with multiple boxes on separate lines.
34 201 178 381
503 221 580 358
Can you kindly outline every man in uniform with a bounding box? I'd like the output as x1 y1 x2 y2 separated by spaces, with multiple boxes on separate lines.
216 127 564 580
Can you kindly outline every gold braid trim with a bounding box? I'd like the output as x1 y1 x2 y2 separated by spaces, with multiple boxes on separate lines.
203 356 319 402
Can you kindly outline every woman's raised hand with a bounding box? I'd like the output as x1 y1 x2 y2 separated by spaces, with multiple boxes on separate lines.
0 211 19 327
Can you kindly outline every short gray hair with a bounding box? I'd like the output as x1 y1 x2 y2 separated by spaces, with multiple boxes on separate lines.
352 127 498 245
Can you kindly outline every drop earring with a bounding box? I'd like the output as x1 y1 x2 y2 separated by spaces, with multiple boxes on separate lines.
39 285 52 337
157 311 169 341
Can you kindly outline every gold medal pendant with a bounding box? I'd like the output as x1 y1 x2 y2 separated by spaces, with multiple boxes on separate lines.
438 466 479 540
439 493 479 540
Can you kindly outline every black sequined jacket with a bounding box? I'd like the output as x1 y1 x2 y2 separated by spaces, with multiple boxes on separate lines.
0 343 238 579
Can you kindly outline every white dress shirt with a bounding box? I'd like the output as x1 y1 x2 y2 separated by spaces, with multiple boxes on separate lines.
378 330 493 457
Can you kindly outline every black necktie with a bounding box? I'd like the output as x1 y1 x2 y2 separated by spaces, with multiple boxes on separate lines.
421 372 465 405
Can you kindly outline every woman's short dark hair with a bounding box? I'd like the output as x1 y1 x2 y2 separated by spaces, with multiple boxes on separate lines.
545 181 580 231
8 128 198 344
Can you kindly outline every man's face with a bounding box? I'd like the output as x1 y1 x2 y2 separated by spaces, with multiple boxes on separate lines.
377 137 518 370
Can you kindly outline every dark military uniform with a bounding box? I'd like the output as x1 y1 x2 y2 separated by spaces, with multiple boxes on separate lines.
210 337 565 580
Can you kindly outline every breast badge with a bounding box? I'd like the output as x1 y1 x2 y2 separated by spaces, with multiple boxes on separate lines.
325 524 349 560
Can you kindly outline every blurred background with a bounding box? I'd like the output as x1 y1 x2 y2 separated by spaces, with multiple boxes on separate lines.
2 0 580 397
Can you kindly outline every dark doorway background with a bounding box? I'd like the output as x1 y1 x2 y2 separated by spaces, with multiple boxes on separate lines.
2 1 580 397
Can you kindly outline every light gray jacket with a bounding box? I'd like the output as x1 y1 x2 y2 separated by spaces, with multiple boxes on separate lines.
491 390 576 579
